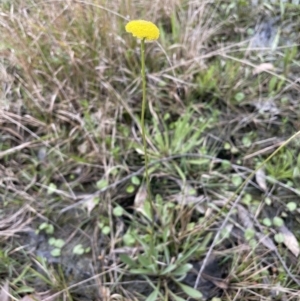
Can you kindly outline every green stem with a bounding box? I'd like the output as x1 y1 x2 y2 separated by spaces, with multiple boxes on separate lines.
140 39 154 224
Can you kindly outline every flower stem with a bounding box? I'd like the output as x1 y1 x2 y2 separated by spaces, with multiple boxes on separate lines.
140 39 154 224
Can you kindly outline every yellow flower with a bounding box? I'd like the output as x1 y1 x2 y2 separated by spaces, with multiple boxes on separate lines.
125 20 160 41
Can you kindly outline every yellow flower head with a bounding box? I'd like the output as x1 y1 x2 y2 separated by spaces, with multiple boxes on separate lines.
125 20 160 41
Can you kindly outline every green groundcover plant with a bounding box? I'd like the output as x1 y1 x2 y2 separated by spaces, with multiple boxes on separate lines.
123 16 300 300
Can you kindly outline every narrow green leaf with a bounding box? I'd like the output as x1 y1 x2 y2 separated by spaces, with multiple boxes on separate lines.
173 163 186 182
16 285 35 294
173 263 193 276
160 263 178 275
199 232 213 251
188 159 210 165
163 244 170 264
138 254 152 268
168 290 186 301
177 282 203 299
130 268 154 275
177 244 199 264
12 265 31 285
145 287 159 301
119 254 136 267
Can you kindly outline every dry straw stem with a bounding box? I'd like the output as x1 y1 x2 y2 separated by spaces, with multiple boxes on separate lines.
0 206 33 238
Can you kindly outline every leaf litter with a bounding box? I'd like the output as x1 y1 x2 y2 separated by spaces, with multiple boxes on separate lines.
278 225 300 257
255 167 268 192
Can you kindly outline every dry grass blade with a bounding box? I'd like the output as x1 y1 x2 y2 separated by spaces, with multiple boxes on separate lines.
134 184 148 213
252 63 274 75
255 167 267 192
110 294 138 301
202 273 229 290
0 281 10 301
0 206 33 238
98 285 111 301
237 205 254 229
0 141 33 159
255 232 276 252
